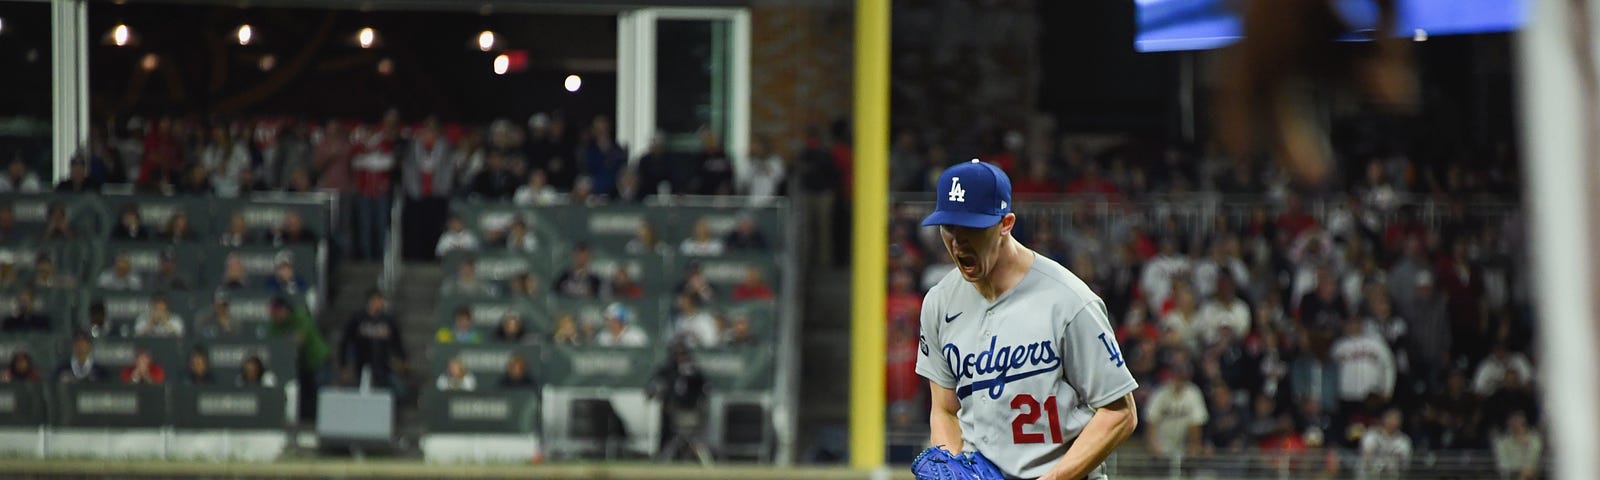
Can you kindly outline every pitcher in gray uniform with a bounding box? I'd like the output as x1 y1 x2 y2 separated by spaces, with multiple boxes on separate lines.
917 159 1140 480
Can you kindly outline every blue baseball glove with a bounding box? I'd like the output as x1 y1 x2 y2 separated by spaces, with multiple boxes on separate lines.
911 446 1007 480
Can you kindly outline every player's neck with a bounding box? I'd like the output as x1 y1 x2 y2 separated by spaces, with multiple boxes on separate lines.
974 237 1034 302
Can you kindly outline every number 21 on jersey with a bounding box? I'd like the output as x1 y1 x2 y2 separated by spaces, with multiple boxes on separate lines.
1010 394 1063 444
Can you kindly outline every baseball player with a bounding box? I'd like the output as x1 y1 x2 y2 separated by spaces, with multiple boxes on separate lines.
913 160 1140 480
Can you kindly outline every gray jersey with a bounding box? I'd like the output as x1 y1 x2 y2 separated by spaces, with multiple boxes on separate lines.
917 254 1139 480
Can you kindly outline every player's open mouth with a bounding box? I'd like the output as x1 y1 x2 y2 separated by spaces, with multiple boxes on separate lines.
955 253 979 274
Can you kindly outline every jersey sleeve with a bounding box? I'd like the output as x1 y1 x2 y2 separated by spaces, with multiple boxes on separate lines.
915 294 957 389
1059 301 1140 409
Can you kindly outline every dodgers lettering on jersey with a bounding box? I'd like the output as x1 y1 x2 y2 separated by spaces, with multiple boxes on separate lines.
916 254 1139 480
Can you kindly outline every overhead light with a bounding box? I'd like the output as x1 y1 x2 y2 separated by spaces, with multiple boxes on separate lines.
237 24 253 45
112 23 131 47
258 54 276 71
477 30 495 52
0 17 6 36
140 53 159 71
493 54 509 75
358 27 376 49
1413 28 1428 42
377 57 394 75
564 74 582 92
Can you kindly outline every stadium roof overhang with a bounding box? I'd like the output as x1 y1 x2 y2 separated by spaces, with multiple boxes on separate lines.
86 0 748 14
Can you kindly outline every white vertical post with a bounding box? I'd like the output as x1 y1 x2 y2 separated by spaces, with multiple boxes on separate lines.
50 0 88 181
1517 1 1600 479
631 11 658 165
617 11 637 159
728 9 752 189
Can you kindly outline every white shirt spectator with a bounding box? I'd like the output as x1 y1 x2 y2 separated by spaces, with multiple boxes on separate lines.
435 372 478 392
1360 429 1413 475
97 270 144 291
1493 430 1544 480
506 234 538 253
596 326 649 347
0 173 44 193
1473 352 1536 396
739 153 786 206
674 311 721 348
1330 331 1396 401
1191 257 1248 300
435 229 481 257
513 184 562 206
1144 380 1209 458
1139 254 1190 310
680 238 726 257
1160 310 1202 352
134 314 186 338
1196 297 1251 346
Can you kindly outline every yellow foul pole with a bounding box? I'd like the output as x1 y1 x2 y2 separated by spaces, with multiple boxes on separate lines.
849 0 889 471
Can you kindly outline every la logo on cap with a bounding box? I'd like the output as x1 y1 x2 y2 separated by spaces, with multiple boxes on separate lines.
948 177 966 202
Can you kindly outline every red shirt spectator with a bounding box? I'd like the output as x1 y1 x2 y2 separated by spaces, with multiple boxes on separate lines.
831 141 853 197
731 267 776 301
1012 162 1062 196
885 331 922 406
120 350 166 385
1275 196 1319 240
1065 164 1120 198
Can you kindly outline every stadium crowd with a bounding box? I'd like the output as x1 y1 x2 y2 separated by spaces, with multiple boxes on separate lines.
883 131 1537 478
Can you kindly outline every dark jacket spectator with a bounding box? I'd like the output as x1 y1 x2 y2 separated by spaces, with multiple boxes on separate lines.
2 289 52 333
723 217 769 251
553 245 601 298
1 352 41 382
55 158 102 193
338 290 407 387
498 355 540 391
54 332 109 383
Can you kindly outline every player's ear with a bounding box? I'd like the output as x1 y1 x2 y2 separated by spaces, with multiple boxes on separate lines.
998 213 1016 237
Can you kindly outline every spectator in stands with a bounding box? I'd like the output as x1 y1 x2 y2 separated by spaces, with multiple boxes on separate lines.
134 293 185 337
176 164 215 195
494 312 526 343
55 158 101 193
83 302 108 338
471 153 520 200
436 356 477 392
635 134 675 196
1193 237 1249 301
648 343 713 465
1477 343 1537 397
1298 266 1349 350
1405 272 1451 378
269 211 318 246
615 169 645 204
1144 365 1207 459
732 266 774 301
675 263 716 304
152 250 192 291
672 293 720 348
502 219 538 253
553 244 601 298
402 117 455 201
268 296 329 420
1196 275 1249 347
507 272 540 299
721 314 756 347
690 131 734 195
625 222 669 256
1203 386 1250 455
0 204 18 242
353 122 397 260
1493 412 1542 480
550 313 585 346
723 216 769 252
436 307 483 344
339 289 407 388
569 176 600 206
159 212 196 243
200 125 249 197
1483 368 1539 431
55 331 108 383
1161 284 1202 353
1359 409 1413 477
498 354 538 390
110 205 150 240
1140 236 1190 310
121 348 166 385
1 351 40 382
680 219 726 257
284 168 315 193
607 266 644 300
512 169 560 206
40 203 75 241
595 303 647 347
30 252 76 291
195 292 239 338
265 257 310 296
218 253 248 290
0 157 44 193
1 288 50 333
739 136 786 206
1331 317 1396 413
435 215 480 258
219 214 253 247
580 116 626 196
0 254 19 291
185 346 214 384
237 355 277 387
441 257 500 298
97 253 144 291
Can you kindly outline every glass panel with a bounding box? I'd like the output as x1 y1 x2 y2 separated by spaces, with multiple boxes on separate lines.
0 1 54 173
655 19 730 152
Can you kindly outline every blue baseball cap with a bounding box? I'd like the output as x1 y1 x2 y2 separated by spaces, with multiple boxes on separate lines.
921 159 1012 229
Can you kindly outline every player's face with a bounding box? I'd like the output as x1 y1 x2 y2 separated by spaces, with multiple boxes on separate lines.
940 221 1005 282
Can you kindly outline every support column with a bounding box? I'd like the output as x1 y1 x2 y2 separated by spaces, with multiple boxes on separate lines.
848 0 888 471
50 0 88 181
